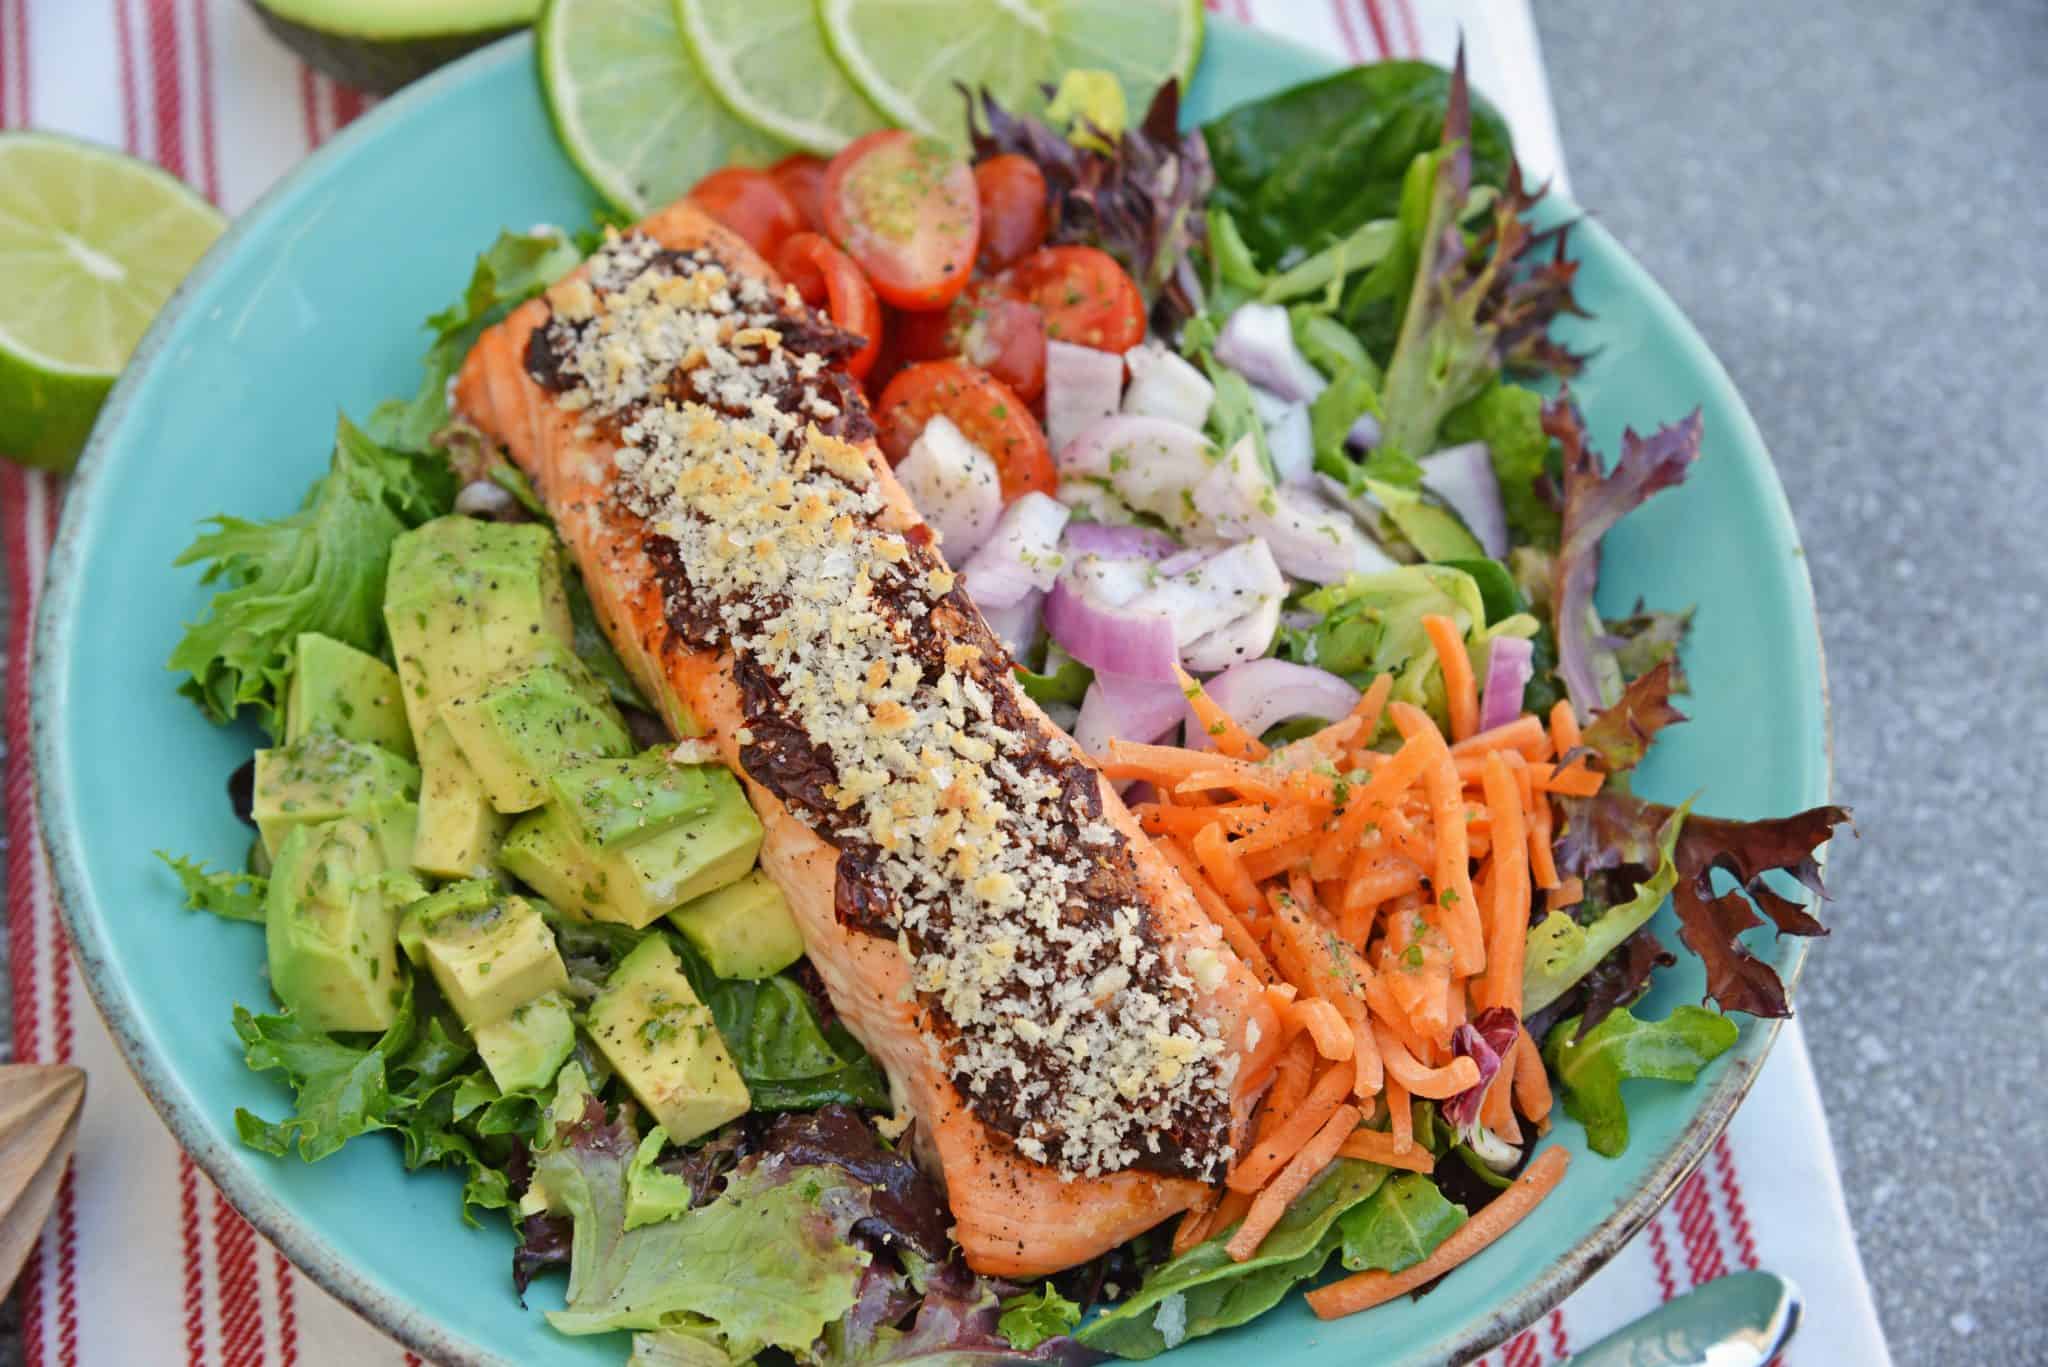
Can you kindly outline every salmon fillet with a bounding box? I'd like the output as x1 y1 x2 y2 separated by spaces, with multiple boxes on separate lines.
455 202 1280 1276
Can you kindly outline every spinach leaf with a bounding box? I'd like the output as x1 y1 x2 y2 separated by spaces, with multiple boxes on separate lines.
1336 1172 1467 1273
1544 1004 1739 1156
1202 62 1513 267
675 943 890 1112
1077 1160 1387 1358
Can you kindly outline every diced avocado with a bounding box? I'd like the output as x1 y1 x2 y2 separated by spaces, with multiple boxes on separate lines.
623 1127 694 1230
441 646 633 814
407 885 569 1030
265 818 406 1033
587 937 749 1144
284 632 415 759
669 870 803 980
383 516 573 737
248 1 538 97
395 877 495 966
253 732 421 859
474 990 577 1094
412 720 508 879
501 769 763 929
550 748 715 850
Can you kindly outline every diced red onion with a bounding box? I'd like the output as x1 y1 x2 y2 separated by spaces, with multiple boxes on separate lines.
1122 341 1214 430
1182 593 1281 673
1061 522 1177 562
1058 415 1214 524
1184 658 1361 751
454 479 522 521
1044 575 1180 683
1196 443 1397 583
1129 540 1286 649
978 590 1043 659
896 415 1003 561
1074 673 1188 754
1266 401 1315 485
1347 412 1382 450
1420 441 1509 559
961 492 1070 608
1045 340 1125 453
1478 634 1536 733
1214 303 1327 403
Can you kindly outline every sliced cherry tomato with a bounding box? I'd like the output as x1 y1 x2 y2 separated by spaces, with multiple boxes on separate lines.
769 153 829 231
688 166 804 260
774 232 883 381
822 130 980 312
999 245 1146 352
880 283 1045 400
875 360 1054 499
973 154 1051 273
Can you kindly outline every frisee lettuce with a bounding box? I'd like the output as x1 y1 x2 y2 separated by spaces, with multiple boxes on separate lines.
155 852 266 923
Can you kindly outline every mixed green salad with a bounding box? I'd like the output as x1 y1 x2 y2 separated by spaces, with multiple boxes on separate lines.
158 25 1850 1366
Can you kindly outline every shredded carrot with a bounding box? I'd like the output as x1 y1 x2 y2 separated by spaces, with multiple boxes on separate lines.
1242 832 1321 882
1228 1103 1362 1262
1288 997 1356 1062
1229 1061 1354 1193
1480 1057 1521 1144
1233 803 1322 857
1389 703 1484 976
1348 1010 1384 1098
1135 803 1222 840
1172 1193 1218 1254
1549 699 1582 754
1538 759 1604 798
1343 851 1426 914
1154 837 1279 983
1547 876 1584 912
1300 715 1363 762
1422 615 1478 742
1374 1023 1482 1099
1476 753 1530 1015
1306 1147 1570 1319
1449 714 1548 759
1338 1127 1435 1173
1191 823 1264 917
1344 673 1393 749
1528 796 1560 889
1386 1077 1414 1151
1175 663 1268 761
1512 1029 1553 1127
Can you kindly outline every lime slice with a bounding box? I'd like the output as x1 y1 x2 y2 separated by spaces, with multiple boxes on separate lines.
0 132 224 472
674 0 887 156
819 0 1203 143
537 0 785 217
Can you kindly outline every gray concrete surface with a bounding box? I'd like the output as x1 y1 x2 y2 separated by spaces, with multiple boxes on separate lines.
1535 3 2048 1364
1 4 2042 1365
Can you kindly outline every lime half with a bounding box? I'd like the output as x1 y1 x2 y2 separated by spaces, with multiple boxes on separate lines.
0 132 224 471
818 0 1203 143
537 0 785 217
675 0 887 156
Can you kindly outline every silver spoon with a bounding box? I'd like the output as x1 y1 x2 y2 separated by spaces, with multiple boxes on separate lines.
1563 1270 1802 1367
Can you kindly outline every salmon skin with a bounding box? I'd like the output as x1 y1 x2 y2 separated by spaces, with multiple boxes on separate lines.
456 202 1279 1276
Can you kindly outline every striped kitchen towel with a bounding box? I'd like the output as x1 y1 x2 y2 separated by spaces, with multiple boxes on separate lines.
0 1 1890 1362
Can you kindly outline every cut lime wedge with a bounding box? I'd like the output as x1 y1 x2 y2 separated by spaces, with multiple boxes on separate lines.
537 0 785 217
818 0 1203 143
674 0 887 156
0 132 224 471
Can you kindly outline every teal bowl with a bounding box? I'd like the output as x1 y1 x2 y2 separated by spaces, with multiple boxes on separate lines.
32 20 1829 1367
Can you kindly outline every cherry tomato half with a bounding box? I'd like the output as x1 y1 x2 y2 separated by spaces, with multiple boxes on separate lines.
769 153 830 232
886 283 1046 401
876 360 1055 500
773 232 883 381
973 154 1051 273
822 130 980 312
688 166 804 260
999 244 1147 352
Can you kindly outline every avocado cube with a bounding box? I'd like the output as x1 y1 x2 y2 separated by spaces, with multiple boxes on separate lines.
265 818 406 1033
253 733 421 859
412 720 508 880
669 870 804 980
474 990 577 1094
441 648 633 814
285 632 415 759
588 937 749 1143
501 805 608 922
395 878 496 966
410 889 569 1030
383 516 574 735
550 749 715 850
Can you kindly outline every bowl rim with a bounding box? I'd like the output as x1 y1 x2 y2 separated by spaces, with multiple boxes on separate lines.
29 21 1831 1367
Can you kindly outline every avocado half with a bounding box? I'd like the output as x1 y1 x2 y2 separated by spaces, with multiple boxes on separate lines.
246 0 540 95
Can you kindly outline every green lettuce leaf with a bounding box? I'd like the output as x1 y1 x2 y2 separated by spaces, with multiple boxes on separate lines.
170 416 453 733
1077 1160 1388 1358
363 229 582 453
1015 657 1094 708
1544 1004 1739 1156
628 1328 736 1366
1440 380 1559 548
1336 1172 1467 1273
156 852 266 923
1522 800 1688 1017
624 1127 696 1231
997 1286 1082 1352
232 988 415 1161
541 1100 870 1347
